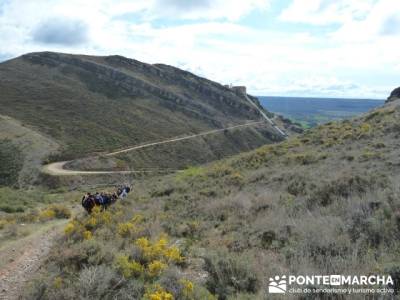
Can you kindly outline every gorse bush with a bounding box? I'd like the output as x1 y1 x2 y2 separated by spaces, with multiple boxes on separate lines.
39 204 71 221
26 202 214 300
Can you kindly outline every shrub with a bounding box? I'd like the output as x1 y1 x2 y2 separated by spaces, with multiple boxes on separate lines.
207 164 234 178
117 222 135 237
143 284 174 300
49 204 72 219
0 219 9 229
309 174 383 207
204 252 260 299
176 166 205 182
0 139 23 187
360 151 381 161
39 204 71 221
39 208 56 221
135 236 184 264
0 204 25 213
76 265 121 299
358 122 372 138
114 254 143 278
83 230 93 240
147 260 167 277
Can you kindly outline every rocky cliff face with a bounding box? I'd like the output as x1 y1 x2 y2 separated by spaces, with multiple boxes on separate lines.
21 52 260 124
386 87 400 103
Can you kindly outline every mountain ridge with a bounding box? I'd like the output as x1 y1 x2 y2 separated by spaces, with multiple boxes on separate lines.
0 51 290 186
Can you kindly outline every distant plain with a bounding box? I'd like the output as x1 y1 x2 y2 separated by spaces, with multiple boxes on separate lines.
260 96 384 128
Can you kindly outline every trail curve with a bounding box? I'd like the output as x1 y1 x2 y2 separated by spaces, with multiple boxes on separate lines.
42 120 273 176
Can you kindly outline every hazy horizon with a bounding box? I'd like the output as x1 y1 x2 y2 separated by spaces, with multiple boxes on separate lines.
258 95 386 101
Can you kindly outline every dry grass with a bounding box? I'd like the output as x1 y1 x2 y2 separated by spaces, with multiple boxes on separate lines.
23 101 400 298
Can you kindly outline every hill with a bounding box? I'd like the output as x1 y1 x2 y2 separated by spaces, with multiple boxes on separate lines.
387 86 400 102
0 52 286 185
21 92 400 298
0 115 59 186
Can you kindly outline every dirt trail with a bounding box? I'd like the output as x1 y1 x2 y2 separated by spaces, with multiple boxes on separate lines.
42 120 268 176
42 96 286 176
243 95 287 137
0 221 66 300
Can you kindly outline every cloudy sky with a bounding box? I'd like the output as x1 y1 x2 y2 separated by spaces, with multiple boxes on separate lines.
0 0 399 98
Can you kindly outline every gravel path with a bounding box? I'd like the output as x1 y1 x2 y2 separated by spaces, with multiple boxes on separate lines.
0 225 61 300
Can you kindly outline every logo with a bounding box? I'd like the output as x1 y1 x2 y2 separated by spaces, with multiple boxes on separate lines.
268 275 287 293
267 274 394 295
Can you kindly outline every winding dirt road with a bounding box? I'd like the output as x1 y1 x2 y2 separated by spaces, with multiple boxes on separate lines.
42 96 287 176
42 120 269 176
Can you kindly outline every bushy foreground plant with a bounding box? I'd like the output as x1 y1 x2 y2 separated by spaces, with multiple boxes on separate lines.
25 203 214 300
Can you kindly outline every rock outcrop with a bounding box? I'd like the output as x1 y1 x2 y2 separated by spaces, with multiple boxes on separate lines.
386 87 400 103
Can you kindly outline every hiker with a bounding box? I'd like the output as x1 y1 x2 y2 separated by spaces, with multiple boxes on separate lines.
94 192 102 205
101 192 112 210
81 184 132 213
111 192 118 204
82 193 96 214
118 185 131 199
81 192 89 206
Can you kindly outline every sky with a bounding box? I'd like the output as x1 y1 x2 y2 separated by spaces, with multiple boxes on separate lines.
0 0 399 99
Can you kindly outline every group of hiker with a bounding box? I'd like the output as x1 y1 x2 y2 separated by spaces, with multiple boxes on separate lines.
81 185 131 214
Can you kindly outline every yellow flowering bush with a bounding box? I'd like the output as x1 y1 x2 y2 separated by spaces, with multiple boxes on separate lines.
180 279 194 297
88 207 112 225
53 276 63 289
64 221 76 236
39 208 56 221
83 230 93 240
85 217 97 228
135 236 183 264
0 219 11 229
164 246 184 263
115 254 143 278
117 222 135 237
144 285 174 300
131 214 144 224
64 219 89 240
147 260 167 277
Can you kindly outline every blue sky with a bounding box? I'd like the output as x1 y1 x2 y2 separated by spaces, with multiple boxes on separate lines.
0 0 399 98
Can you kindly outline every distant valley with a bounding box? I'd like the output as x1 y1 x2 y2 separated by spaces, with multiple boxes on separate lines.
260 96 384 128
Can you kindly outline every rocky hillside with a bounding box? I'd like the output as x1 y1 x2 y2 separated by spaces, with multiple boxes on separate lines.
387 86 400 102
23 94 400 299
0 52 282 182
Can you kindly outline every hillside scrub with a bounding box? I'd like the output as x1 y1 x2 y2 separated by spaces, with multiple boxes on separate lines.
24 101 400 298
0 139 23 187
24 204 215 299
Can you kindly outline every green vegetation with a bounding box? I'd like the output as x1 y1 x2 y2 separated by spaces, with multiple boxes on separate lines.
22 99 400 298
0 187 77 213
0 139 22 187
23 204 215 299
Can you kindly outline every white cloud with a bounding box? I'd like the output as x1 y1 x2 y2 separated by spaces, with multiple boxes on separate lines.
279 0 375 25
150 0 270 21
0 0 397 98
